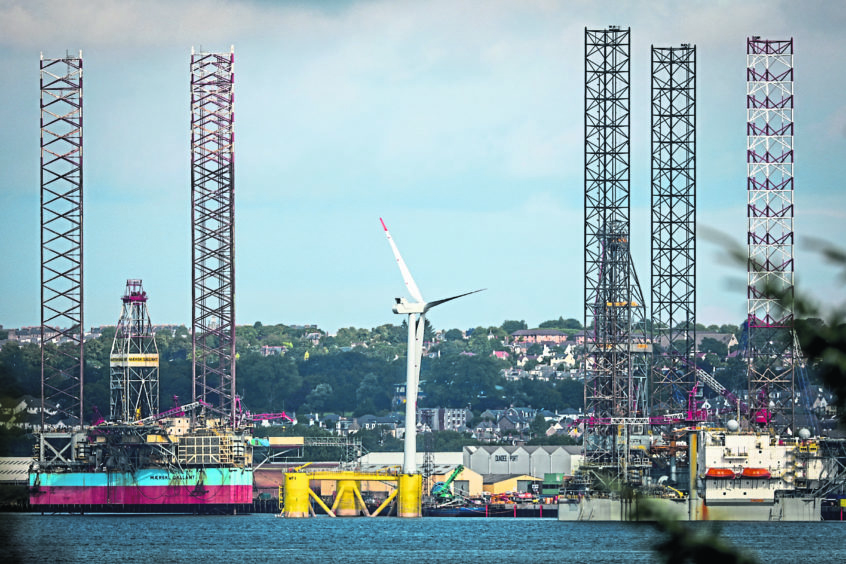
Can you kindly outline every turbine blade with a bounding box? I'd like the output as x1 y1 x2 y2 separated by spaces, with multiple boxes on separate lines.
424 289 485 312
380 217 424 303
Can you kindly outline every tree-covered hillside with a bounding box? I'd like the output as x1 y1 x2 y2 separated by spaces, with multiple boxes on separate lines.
2 316 801 425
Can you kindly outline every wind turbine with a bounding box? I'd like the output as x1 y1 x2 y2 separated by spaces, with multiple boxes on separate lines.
380 218 483 474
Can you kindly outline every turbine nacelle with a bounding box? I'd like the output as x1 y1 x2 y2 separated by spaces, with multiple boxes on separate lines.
393 297 425 315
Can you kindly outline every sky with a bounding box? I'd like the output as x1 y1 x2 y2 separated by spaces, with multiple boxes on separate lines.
1 0 844 335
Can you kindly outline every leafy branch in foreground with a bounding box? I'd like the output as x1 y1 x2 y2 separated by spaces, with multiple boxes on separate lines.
704 228 846 420
789 238 846 420
635 232 846 563
632 497 759 564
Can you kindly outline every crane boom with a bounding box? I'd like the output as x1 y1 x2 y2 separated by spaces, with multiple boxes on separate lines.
135 400 210 425
248 412 294 423
432 464 464 499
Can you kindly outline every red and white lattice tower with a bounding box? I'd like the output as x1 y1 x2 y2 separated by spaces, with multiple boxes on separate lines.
745 37 795 433
109 280 160 422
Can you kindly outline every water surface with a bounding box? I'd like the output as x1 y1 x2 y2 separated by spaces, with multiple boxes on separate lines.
2 514 844 563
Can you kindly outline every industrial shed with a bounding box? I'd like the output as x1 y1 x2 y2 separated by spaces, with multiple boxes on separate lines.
463 445 582 479
481 474 542 495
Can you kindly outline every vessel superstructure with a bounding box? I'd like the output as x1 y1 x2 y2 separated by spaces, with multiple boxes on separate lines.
557 426 846 521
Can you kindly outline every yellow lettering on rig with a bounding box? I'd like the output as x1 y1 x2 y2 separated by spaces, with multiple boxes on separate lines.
110 354 159 367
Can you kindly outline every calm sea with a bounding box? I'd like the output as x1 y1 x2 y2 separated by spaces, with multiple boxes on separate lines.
2 514 844 563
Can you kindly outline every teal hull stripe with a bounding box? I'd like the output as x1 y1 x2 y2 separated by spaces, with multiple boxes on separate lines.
30 468 253 488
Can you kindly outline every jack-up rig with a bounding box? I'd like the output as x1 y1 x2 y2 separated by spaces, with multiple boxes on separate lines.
29 48 255 514
30 277 254 513
563 28 846 522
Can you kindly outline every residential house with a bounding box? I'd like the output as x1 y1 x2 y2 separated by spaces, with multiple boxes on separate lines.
392 383 427 410
656 331 739 354
501 368 530 382
356 414 380 430
260 345 286 356
304 332 322 346
472 420 500 443
510 329 569 345
322 413 341 430
479 409 506 422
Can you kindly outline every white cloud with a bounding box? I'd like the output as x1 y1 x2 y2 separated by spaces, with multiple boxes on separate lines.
0 0 265 50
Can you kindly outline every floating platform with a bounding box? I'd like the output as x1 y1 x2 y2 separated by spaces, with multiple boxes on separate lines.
29 467 253 510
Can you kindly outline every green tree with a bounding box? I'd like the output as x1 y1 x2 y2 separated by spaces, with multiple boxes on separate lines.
717 356 747 393
530 413 548 438
0 342 41 397
562 318 583 330
527 434 577 446
444 328 464 341
432 340 466 357
526 343 544 356
417 430 479 451
0 427 35 456
371 324 405 345
699 337 728 357
539 317 582 330
539 317 564 329
354 373 381 416
423 355 506 411
302 383 334 413
501 320 527 334
236 352 302 413
719 323 740 335
467 327 495 355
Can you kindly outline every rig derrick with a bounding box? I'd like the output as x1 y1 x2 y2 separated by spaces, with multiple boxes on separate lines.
583 26 651 490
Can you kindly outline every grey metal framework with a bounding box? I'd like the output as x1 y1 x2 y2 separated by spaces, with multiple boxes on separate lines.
40 52 84 430
745 37 795 433
584 27 650 481
422 433 435 496
650 45 697 421
190 47 237 426
109 280 160 422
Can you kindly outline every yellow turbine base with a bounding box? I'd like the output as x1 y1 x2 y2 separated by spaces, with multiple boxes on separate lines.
335 480 361 516
282 472 311 518
397 474 422 518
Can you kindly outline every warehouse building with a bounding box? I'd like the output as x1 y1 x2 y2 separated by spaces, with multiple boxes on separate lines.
463 445 582 479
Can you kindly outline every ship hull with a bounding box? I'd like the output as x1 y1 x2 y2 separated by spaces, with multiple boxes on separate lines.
557 496 823 521
29 467 253 508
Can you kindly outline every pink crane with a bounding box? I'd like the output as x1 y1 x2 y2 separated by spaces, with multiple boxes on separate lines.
233 395 293 426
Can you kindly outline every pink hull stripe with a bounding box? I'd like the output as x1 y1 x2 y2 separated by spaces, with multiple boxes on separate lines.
30 485 252 505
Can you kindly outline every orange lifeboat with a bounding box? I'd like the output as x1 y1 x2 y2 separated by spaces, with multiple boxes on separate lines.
705 468 735 479
740 467 771 479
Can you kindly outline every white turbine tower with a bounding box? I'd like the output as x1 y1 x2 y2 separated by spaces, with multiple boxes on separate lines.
381 218 483 474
